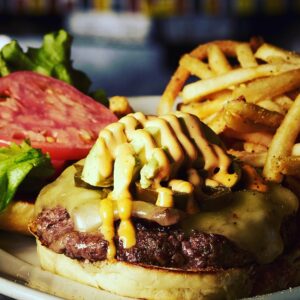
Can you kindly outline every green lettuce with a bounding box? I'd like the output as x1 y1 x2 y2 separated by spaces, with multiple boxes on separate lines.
0 141 54 212
0 29 91 93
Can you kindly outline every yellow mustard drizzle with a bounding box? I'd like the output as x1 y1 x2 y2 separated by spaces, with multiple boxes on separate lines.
211 144 239 187
160 114 198 164
117 197 136 248
150 148 171 185
145 118 185 175
99 198 116 259
112 144 136 249
82 111 238 258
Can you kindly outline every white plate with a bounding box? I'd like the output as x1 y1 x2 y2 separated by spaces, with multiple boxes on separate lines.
1 96 300 300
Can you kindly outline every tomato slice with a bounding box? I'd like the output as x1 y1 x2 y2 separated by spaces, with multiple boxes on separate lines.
0 71 118 161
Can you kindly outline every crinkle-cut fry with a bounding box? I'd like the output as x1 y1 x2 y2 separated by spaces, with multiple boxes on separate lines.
278 156 300 176
228 150 267 168
258 99 284 114
207 44 232 75
179 54 215 79
236 43 258 68
263 93 300 182
255 43 300 65
232 69 300 104
182 63 299 104
224 129 273 147
225 99 283 129
179 97 228 120
158 40 243 115
273 95 293 112
243 142 268 153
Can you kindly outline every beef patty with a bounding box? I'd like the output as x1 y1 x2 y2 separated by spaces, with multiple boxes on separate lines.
31 206 257 271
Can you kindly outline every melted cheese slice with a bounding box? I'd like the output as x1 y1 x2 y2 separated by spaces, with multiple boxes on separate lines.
181 184 299 264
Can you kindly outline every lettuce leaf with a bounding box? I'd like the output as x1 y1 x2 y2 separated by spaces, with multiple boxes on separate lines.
0 29 91 93
0 141 54 212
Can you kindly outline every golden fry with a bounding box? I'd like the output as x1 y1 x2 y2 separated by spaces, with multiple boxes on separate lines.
228 150 267 168
292 143 300 156
224 129 273 147
158 40 243 115
182 63 298 103
273 95 293 113
225 99 283 129
255 43 300 65
179 54 215 79
278 156 300 176
207 44 232 75
243 142 268 153
257 99 284 114
109 96 134 118
236 43 258 68
179 97 227 119
232 69 300 104
205 111 227 134
263 94 300 182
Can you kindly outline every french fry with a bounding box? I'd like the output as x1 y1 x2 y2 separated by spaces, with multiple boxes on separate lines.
158 66 190 115
236 43 258 68
263 94 300 182
179 97 228 119
207 44 232 75
292 143 300 156
232 69 300 104
255 43 300 65
179 54 215 79
243 142 268 153
225 99 283 129
205 111 227 134
109 96 134 118
224 110 268 133
182 63 299 103
224 129 273 147
278 156 300 176
158 40 243 115
257 99 284 114
228 150 267 168
273 95 293 113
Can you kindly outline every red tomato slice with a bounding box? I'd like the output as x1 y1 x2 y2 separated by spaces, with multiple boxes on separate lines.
0 71 118 161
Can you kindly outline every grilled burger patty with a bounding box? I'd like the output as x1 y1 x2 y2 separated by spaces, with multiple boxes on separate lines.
32 206 258 271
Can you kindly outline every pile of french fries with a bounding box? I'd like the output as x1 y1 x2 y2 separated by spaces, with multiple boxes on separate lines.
158 39 300 183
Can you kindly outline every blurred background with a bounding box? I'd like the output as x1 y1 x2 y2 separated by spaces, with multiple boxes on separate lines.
0 0 300 97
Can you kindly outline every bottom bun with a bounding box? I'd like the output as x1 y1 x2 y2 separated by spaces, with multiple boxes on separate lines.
37 241 252 300
0 201 34 235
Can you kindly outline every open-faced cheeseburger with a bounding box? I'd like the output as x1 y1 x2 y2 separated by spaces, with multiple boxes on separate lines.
30 111 300 300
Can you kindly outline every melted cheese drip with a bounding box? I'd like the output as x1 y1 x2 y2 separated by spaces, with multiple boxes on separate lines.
81 112 239 258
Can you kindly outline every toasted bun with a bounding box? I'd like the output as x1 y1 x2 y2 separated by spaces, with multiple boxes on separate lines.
37 241 252 300
0 200 34 235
